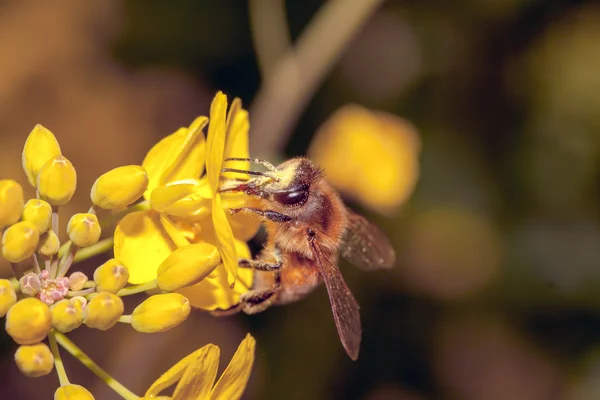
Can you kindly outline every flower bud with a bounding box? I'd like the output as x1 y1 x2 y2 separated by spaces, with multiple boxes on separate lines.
37 155 77 206
38 230 60 256
70 296 87 309
0 279 17 317
15 343 54 377
19 272 41 296
51 299 84 333
67 213 100 248
0 179 24 229
5 298 52 344
150 183 211 219
131 293 190 333
83 292 123 331
22 199 52 234
54 384 95 400
157 243 220 292
91 165 149 209
1 221 40 263
22 124 62 187
68 271 88 291
93 259 129 293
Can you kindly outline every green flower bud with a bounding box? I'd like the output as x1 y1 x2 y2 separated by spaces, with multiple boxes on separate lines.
14 343 54 377
19 272 41 296
93 259 129 293
37 155 77 206
131 293 190 333
51 299 83 333
157 243 220 292
5 298 52 344
68 271 88 291
67 213 100 248
54 384 95 400
38 230 60 256
1 221 40 263
84 292 123 331
22 124 62 187
91 165 149 209
22 199 52 234
0 279 17 317
0 179 24 229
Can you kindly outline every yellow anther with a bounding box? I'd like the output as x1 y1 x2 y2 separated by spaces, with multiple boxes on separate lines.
37 155 77 206
0 179 24 229
37 230 60 256
22 124 62 187
83 292 124 331
93 258 129 293
68 271 88 291
1 221 40 263
156 243 220 292
14 343 54 377
22 199 52 234
131 293 191 333
91 165 149 209
67 213 101 248
0 279 17 317
54 384 95 400
51 299 83 333
5 297 52 345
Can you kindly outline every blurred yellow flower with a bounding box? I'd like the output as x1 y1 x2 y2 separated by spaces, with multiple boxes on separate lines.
114 91 260 311
144 334 256 400
308 104 420 213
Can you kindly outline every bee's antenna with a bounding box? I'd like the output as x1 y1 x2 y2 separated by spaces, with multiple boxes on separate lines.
221 168 268 177
224 157 277 172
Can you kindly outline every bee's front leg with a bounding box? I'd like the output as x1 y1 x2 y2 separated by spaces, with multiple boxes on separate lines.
229 207 292 223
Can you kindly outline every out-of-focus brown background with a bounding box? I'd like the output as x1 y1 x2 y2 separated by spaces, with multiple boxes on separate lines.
2 0 600 399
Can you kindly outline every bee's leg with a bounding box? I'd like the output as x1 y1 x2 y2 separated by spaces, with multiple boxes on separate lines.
240 269 282 315
229 207 292 223
238 258 282 271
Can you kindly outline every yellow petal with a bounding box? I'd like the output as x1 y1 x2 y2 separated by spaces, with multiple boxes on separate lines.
205 92 228 190
223 104 251 177
222 192 261 242
22 124 62 187
151 181 212 220
145 344 219 398
209 334 256 400
178 240 252 310
156 242 220 292
142 117 208 199
172 344 220 400
212 194 238 287
114 211 175 284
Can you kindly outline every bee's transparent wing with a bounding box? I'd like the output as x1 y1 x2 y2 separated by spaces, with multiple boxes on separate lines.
309 235 361 360
340 210 396 271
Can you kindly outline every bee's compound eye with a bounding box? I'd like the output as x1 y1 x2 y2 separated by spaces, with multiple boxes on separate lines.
274 186 308 206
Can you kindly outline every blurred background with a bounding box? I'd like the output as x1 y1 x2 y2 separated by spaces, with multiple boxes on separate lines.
1 0 600 398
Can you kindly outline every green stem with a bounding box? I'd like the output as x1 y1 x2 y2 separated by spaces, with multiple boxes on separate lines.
117 280 158 297
118 315 132 324
54 332 140 400
100 201 150 230
48 331 70 386
74 237 114 263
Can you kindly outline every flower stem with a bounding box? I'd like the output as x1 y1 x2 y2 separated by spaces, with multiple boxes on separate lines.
56 244 79 278
48 331 70 386
118 315 132 324
117 280 158 297
74 237 114 263
54 332 140 400
100 201 150 230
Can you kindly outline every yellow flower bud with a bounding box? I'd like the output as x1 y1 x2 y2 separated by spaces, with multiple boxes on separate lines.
22 199 52 234
150 182 211 219
14 343 54 377
67 213 100 248
91 165 149 209
38 230 60 256
93 259 129 293
37 155 77 206
0 279 17 317
54 384 95 400
5 298 52 344
157 243 220 292
22 124 62 187
1 221 40 263
51 299 84 333
0 179 24 229
68 271 88 291
84 292 123 331
131 293 190 333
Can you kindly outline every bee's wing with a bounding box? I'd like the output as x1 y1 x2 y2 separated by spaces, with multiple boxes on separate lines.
340 210 396 271
309 235 361 360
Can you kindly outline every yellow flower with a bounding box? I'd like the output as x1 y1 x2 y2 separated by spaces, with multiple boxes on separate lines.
114 91 260 311
308 104 421 213
144 334 256 400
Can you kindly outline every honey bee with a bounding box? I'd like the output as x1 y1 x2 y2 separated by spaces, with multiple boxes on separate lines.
217 157 396 360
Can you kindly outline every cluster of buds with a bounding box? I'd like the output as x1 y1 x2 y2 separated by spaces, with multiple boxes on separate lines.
0 125 195 389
